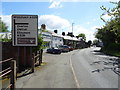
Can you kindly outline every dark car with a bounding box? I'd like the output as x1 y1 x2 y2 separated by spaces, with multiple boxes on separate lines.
59 45 69 52
68 46 73 51
47 47 61 54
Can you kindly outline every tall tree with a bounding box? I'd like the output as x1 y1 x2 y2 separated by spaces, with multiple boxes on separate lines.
77 33 86 41
0 17 8 32
95 1 120 46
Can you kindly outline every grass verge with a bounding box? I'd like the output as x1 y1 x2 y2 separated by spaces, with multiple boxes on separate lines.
102 49 120 57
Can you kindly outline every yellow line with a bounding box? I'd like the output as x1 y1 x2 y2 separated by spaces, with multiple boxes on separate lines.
70 52 80 88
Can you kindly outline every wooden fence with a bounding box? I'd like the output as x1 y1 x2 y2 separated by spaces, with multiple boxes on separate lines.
0 58 16 90
32 50 43 73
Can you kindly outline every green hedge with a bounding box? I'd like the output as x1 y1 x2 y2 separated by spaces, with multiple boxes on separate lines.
101 43 120 57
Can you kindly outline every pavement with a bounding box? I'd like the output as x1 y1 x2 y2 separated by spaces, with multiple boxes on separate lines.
16 50 77 88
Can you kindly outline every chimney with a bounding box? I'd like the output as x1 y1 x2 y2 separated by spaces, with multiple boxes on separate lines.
67 32 74 37
41 24 46 30
62 32 65 36
54 30 58 33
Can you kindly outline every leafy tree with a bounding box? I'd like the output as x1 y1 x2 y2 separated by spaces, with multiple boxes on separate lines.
95 1 120 56
96 1 120 44
0 17 9 32
93 39 99 45
87 40 92 47
77 33 86 41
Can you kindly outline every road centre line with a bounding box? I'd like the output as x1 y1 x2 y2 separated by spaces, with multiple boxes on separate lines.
70 51 80 88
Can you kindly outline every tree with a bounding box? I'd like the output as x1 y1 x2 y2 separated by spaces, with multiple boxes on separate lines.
77 33 86 41
87 40 92 47
93 39 99 45
95 1 120 52
0 17 9 32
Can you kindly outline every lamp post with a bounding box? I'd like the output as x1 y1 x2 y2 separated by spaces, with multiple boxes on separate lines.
72 23 74 48
72 23 74 36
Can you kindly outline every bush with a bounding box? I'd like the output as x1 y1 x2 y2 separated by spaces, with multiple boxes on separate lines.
101 43 120 57
104 43 120 51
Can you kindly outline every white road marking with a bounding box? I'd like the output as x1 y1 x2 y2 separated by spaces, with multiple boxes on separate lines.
70 52 80 88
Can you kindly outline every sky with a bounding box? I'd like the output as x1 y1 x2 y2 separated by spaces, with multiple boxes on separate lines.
0 0 119 41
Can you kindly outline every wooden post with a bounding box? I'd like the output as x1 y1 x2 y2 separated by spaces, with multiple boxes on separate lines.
34 51 38 63
24 46 26 68
40 49 43 64
10 60 16 90
17 47 20 73
30 47 35 73
38 50 41 66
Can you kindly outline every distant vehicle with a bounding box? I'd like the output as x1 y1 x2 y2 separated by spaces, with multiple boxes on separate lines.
47 47 61 54
96 42 103 47
68 46 73 51
59 45 69 52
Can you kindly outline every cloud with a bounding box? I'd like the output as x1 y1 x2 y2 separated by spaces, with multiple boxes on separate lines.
0 14 71 32
102 14 112 20
90 26 100 31
39 15 70 30
49 0 63 8
86 22 90 25
70 25 99 41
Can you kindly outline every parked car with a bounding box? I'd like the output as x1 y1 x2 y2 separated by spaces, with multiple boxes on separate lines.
59 45 69 52
47 47 61 54
68 46 73 51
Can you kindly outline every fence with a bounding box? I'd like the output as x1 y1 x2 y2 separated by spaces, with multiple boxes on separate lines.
0 58 16 90
32 50 43 73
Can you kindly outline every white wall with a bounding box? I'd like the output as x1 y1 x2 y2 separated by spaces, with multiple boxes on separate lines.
52 36 63 48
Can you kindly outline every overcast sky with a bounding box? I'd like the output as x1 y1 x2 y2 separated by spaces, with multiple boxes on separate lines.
0 0 118 41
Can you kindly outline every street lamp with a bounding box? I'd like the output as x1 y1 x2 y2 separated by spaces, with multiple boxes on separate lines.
72 23 74 48
72 23 74 36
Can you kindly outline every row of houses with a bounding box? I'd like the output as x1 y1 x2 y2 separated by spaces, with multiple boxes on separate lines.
41 30 83 49
39 24 85 49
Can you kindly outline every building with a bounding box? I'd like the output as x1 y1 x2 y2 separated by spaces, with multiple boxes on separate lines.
52 33 63 48
41 31 64 48
42 31 52 48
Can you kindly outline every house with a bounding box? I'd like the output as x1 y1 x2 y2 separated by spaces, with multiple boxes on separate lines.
42 31 52 48
52 33 63 48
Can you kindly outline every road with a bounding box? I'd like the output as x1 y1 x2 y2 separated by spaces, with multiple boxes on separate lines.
16 47 119 88
16 50 77 88
71 47 118 88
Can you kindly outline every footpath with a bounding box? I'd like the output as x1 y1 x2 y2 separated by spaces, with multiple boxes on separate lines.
16 51 77 88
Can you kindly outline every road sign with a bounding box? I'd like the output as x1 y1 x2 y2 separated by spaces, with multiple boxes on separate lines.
12 15 38 46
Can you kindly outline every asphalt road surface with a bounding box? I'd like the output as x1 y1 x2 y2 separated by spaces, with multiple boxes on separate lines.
71 47 118 88
16 47 119 88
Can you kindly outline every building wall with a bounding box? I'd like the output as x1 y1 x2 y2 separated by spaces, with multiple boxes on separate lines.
52 36 63 48
42 32 52 48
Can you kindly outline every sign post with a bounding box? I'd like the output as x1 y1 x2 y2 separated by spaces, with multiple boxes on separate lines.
12 15 38 72
12 15 38 46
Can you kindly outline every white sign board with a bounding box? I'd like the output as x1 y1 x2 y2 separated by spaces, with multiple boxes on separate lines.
12 15 38 46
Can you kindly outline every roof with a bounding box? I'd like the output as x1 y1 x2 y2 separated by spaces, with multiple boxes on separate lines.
63 35 80 41
63 36 73 40
52 33 63 38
